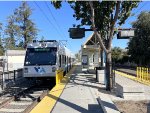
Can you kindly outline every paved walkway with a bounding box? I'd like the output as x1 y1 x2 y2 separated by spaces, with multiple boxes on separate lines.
31 64 150 113
114 73 150 100
51 65 104 113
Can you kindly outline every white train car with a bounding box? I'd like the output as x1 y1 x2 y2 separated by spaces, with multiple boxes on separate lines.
23 40 73 79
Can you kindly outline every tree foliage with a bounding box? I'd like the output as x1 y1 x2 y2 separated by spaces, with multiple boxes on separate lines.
5 15 19 49
0 22 4 55
52 1 139 90
0 22 2 39
111 47 130 64
111 47 123 62
52 1 139 51
0 2 39 55
128 11 150 66
14 1 38 48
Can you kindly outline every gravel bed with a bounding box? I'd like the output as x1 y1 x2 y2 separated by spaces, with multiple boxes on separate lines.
3 104 28 109
114 100 150 113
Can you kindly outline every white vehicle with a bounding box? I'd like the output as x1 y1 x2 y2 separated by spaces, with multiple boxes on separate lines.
23 40 74 79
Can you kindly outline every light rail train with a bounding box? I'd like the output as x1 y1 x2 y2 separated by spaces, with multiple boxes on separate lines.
23 40 75 80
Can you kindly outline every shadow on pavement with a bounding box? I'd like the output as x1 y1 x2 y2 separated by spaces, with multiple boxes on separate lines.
48 93 103 113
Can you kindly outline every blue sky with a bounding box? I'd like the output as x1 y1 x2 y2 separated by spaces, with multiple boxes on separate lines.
0 1 150 54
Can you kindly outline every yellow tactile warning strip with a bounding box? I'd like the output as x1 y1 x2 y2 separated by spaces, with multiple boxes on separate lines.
115 70 150 86
30 66 76 113
115 70 136 80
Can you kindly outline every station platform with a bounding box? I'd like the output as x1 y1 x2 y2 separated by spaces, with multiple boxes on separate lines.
51 64 103 113
31 63 150 113
31 63 111 113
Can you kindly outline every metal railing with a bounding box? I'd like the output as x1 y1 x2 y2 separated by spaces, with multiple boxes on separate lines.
137 67 150 83
0 68 23 90
0 69 23 82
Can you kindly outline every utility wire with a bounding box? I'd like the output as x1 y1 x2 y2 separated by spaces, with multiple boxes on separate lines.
134 2 147 15
44 1 73 50
34 1 64 40
126 2 147 24
44 1 67 38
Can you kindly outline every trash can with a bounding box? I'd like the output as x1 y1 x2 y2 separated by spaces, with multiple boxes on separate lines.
95 67 105 84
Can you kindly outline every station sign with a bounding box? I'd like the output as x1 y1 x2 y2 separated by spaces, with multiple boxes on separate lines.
69 28 85 39
117 30 135 39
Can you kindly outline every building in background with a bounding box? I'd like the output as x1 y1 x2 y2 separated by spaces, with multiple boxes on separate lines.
81 33 103 73
4 50 26 71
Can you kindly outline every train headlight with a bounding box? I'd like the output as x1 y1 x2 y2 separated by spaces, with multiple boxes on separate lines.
24 68 28 73
52 67 56 72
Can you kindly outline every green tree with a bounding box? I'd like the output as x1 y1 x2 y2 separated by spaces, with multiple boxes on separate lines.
111 47 123 63
17 41 24 48
0 38 4 56
52 1 139 90
5 15 19 49
14 1 38 48
75 52 81 61
128 11 150 66
0 22 4 55
0 22 2 33
112 48 130 64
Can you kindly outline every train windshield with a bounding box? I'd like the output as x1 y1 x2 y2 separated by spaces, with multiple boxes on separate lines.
24 47 57 66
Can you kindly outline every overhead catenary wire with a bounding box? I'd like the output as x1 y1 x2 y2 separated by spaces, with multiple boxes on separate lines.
134 2 147 15
126 2 147 24
44 1 67 38
44 1 73 50
34 1 73 50
34 1 64 40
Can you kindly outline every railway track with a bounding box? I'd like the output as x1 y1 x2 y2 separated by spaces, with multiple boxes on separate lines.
0 80 34 102
0 80 54 113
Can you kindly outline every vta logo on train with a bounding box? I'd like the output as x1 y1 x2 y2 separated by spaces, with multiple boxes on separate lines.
34 67 46 74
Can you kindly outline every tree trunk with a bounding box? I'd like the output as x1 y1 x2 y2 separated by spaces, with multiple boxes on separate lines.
24 34 27 49
106 52 112 91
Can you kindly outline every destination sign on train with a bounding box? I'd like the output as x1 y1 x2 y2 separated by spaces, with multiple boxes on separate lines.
34 48 50 51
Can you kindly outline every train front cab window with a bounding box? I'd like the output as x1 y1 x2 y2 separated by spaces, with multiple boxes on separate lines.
24 47 57 66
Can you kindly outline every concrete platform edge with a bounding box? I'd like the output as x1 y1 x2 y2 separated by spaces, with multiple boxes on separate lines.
115 70 150 86
97 97 107 113
30 65 76 113
98 95 120 113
